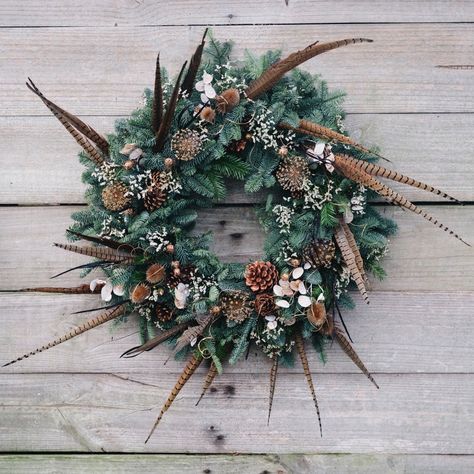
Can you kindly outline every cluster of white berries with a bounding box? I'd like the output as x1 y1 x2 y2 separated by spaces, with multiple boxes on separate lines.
302 179 336 210
214 62 247 91
272 202 295 234
142 227 170 253
125 170 152 200
350 185 367 215
92 162 117 186
99 216 126 239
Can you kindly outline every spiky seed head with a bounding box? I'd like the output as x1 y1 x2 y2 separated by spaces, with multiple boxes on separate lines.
171 129 202 161
200 106 216 123
155 304 174 323
146 263 166 284
130 283 151 304
216 88 240 113
101 182 131 211
220 291 252 322
276 156 310 194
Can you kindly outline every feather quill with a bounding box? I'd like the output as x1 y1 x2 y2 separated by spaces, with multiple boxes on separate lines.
154 61 188 152
334 155 470 246
334 327 379 389
151 54 163 132
294 332 322 436
245 38 372 100
54 243 135 263
196 361 218 406
267 355 279 425
181 28 208 95
26 79 108 159
19 284 101 294
120 322 188 358
145 353 203 443
334 224 370 304
3 304 125 367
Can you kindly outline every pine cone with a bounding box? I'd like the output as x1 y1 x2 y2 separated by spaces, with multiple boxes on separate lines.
220 291 252 323
276 156 310 194
167 265 195 288
146 263 166 284
155 303 174 323
171 129 202 161
254 293 276 316
130 283 151 304
216 88 240 113
144 186 166 212
244 261 278 293
303 239 336 269
102 182 131 211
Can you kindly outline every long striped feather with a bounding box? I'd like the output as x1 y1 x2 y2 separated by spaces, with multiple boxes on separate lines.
54 243 135 263
145 353 203 443
19 284 101 294
334 224 370 304
340 220 368 285
196 361 218 406
334 327 379 389
173 313 216 354
181 28 208 95
67 230 138 255
337 154 459 203
151 54 163 132
3 304 125 367
26 79 108 157
334 155 470 246
245 38 372 100
294 332 322 436
267 355 279 425
154 61 187 152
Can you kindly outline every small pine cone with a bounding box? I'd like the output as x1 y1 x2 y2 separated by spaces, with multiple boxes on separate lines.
276 156 310 194
216 88 240 113
144 186 167 212
220 291 252 323
303 239 336 269
130 283 151 304
146 263 166 284
244 261 278 293
101 182 131 211
167 265 195 288
171 129 202 161
155 303 174 323
254 293 276 316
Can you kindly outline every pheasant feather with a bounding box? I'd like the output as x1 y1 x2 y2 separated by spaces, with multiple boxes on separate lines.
19 284 101 294
245 38 372 100
151 54 163 133
26 79 108 158
3 304 125 367
181 28 208 95
120 323 188 358
294 332 322 436
54 243 135 263
334 155 470 246
145 353 203 443
340 220 367 284
196 361 218 406
173 313 216 354
334 224 370 304
154 61 187 152
267 355 279 425
67 230 139 255
334 327 379 389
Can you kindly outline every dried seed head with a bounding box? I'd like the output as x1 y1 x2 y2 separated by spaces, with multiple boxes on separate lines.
216 88 240 113
200 106 216 123
130 283 151 304
146 263 166 284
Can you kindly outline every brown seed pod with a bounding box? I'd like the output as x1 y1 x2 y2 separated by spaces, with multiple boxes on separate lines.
123 159 135 170
146 263 166 284
120 143 137 155
276 156 310 194
155 304 174 323
171 129 202 161
130 283 151 304
220 291 252 323
303 239 336 269
200 106 216 123
216 88 240 113
101 182 131 212
307 296 327 329
166 243 175 254
254 293 276 316
164 157 174 169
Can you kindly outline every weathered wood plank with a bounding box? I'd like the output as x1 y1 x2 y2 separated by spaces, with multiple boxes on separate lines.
1 24 474 115
0 373 472 453
1 453 473 474
2 113 473 205
0 206 472 291
1 291 473 374
2 1 473 26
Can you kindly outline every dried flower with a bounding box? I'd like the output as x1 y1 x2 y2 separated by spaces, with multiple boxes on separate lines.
195 71 216 103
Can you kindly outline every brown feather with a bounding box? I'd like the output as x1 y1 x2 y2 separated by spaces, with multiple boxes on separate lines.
245 38 372 100
334 155 470 246
145 353 203 443
267 355 279 425
151 54 163 132
173 313 216 354
294 332 322 436
120 322 188 358
340 220 368 285
67 230 138 255
3 304 125 367
337 154 459 203
154 61 188 152
53 243 135 263
19 284 101 294
334 224 370 304
196 361 218 406
334 327 379 389
181 28 208 95
26 79 108 157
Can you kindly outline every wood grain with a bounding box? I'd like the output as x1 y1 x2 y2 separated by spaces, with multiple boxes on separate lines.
1 24 474 115
2 1 473 26
1 291 473 374
1 453 473 474
0 373 472 453
2 113 473 205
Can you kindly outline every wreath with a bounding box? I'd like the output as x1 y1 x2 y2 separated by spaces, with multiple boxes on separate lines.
6 31 468 442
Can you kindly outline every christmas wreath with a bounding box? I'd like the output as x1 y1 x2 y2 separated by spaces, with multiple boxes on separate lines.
6 31 468 442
